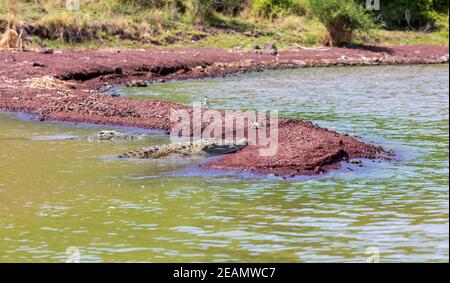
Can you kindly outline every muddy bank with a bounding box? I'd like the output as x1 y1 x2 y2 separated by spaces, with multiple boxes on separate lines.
0 45 447 176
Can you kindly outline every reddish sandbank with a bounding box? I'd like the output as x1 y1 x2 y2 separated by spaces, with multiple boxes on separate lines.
0 45 447 176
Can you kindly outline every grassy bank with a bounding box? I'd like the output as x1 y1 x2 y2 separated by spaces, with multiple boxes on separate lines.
0 0 448 50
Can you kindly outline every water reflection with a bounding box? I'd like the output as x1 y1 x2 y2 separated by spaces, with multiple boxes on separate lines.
0 64 448 262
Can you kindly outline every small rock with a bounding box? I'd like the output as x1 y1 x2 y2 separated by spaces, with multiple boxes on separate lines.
263 43 278 56
263 43 277 51
165 36 178 44
314 166 326 174
127 80 147 87
39 49 54 54
32 62 45 68
114 67 123 75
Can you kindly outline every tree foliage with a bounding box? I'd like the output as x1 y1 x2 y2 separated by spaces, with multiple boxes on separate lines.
309 0 374 46
357 0 448 28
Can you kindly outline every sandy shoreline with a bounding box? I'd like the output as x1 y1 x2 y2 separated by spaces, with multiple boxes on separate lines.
0 45 447 176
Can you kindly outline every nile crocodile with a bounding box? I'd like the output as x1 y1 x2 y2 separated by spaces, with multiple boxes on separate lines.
119 138 248 159
65 130 149 142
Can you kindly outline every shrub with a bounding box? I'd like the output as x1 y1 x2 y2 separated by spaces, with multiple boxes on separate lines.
116 0 188 16
195 0 247 20
208 0 246 16
433 0 449 13
290 0 309 16
356 0 448 29
380 0 447 29
252 0 308 18
1 0 21 49
118 0 169 9
309 0 374 46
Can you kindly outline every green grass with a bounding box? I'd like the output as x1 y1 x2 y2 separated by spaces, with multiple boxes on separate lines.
366 13 449 46
1 0 448 50
367 29 449 45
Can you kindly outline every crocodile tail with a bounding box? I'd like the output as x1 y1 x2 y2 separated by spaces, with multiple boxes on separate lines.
118 147 153 159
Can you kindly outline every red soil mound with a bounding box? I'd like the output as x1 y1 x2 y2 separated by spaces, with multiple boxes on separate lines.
0 45 447 176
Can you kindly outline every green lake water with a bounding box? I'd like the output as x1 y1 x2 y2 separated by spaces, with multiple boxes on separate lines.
0 64 448 262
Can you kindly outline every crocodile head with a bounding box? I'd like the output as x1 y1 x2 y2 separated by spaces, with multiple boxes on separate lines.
201 138 248 155
97 130 125 141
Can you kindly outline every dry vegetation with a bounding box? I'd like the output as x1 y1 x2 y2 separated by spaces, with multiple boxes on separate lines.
0 0 448 50
0 0 22 49
27 75 71 91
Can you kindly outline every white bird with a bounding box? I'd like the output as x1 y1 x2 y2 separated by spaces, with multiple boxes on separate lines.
203 96 212 108
253 121 265 129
